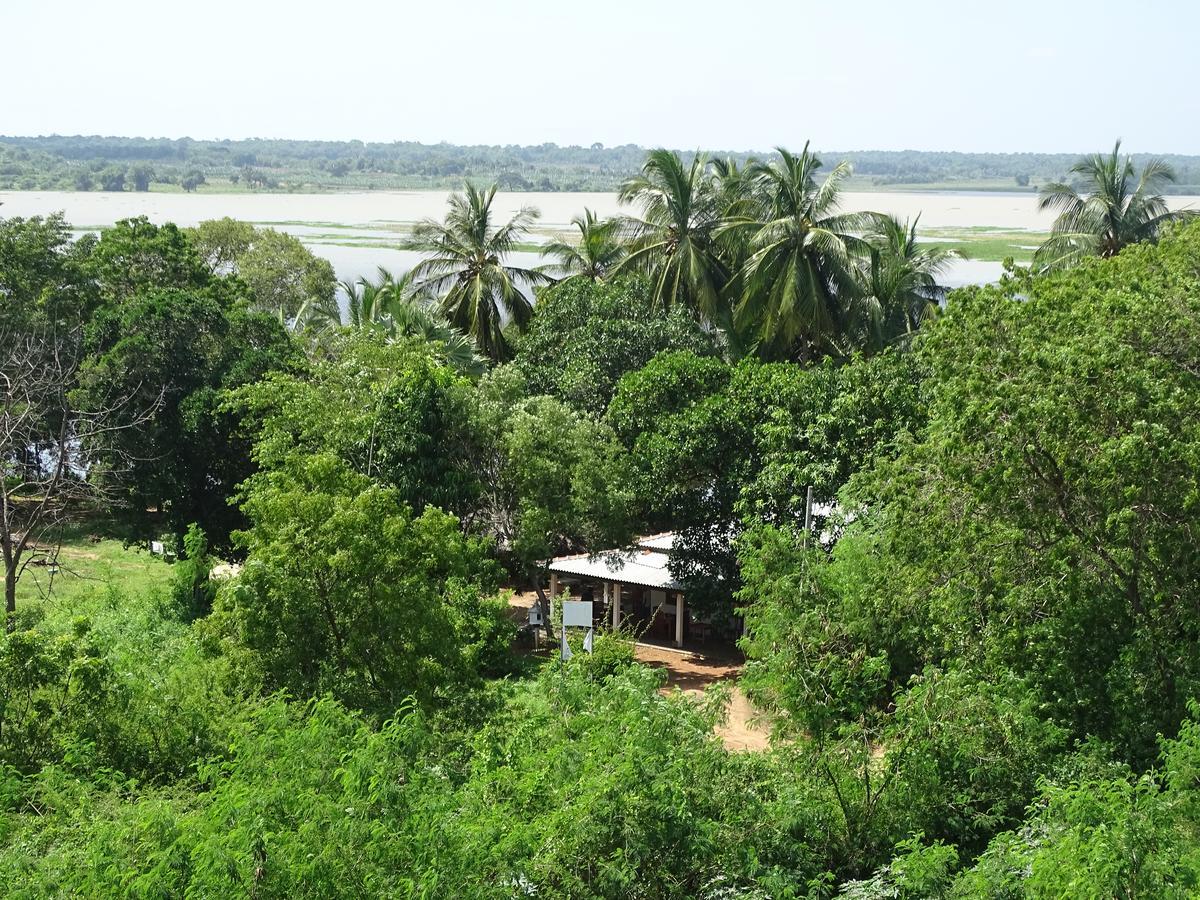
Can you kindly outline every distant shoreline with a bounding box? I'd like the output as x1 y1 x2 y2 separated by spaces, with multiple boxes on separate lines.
6 136 1200 196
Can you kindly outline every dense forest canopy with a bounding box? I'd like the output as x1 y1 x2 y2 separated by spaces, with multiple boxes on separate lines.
2 138 1200 895
5 133 1200 193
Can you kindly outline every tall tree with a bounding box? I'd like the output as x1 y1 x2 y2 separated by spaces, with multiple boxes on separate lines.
1035 140 1194 271
189 219 337 327
539 208 626 281
724 144 876 360
403 183 549 362
511 276 717 416
615 150 728 324
855 214 957 350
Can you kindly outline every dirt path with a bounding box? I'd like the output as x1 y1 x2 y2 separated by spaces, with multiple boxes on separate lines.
633 643 771 752
506 590 771 751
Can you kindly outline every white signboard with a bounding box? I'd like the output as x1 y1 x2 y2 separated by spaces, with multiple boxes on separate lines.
562 600 594 628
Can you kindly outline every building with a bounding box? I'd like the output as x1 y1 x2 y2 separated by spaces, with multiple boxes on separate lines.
547 533 694 648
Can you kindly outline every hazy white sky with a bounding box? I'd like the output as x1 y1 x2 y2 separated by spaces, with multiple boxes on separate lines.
3 0 1198 153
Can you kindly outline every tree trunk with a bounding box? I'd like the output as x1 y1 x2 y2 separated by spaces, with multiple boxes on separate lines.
4 567 16 633
532 579 554 641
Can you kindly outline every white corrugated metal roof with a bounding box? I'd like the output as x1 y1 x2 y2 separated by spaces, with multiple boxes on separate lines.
636 532 675 552
548 547 683 591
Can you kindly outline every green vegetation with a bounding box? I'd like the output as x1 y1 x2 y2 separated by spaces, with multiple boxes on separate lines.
539 208 627 281
1035 139 1197 271
401 184 552 361
2 144 1199 897
920 227 1048 262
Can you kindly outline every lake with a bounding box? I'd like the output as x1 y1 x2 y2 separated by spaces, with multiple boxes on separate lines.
3 189 1198 289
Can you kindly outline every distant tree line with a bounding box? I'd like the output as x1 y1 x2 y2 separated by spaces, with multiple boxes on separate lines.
4 134 1200 192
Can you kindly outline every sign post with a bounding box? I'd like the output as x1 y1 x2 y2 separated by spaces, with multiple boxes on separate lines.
560 600 595 660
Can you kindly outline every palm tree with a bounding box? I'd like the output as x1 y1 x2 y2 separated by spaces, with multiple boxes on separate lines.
855 215 958 350
403 183 550 362
723 143 877 359
293 289 342 333
539 209 626 281
614 149 728 324
306 267 487 377
341 270 392 331
383 298 489 378
1035 140 1194 271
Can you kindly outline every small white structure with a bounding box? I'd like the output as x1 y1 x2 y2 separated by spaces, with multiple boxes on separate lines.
561 600 594 628
559 599 595 660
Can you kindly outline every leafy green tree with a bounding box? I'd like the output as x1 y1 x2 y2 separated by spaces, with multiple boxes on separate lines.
615 149 728 324
539 208 626 281
223 453 504 712
87 217 210 302
604 351 754 618
181 169 206 192
80 289 296 551
739 523 891 741
129 165 155 192
0 213 96 330
189 216 255 272
511 276 717 416
224 226 336 325
78 222 298 553
192 219 339 327
404 183 550 362
841 222 1200 763
98 166 126 192
739 348 926 526
606 348 920 619
1035 139 1194 271
233 335 484 520
473 370 635 599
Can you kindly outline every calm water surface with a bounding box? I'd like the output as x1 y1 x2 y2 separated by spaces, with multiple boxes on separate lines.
4 189 1197 288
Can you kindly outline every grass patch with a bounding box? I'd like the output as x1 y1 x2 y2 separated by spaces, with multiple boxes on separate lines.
14 522 174 621
923 228 1048 262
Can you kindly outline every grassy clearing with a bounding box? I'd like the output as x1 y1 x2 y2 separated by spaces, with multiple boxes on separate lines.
14 522 174 624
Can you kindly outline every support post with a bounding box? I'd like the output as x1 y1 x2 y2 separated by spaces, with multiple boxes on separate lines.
803 484 813 548
549 571 558 599
611 582 621 631
675 592 685 648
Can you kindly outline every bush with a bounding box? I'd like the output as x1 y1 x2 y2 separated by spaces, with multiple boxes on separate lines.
170 523 216 621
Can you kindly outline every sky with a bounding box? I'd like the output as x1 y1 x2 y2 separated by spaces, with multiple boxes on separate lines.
3 0 1199 154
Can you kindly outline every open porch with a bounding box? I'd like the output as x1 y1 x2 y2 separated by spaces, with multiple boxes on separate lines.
546 533 699 648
